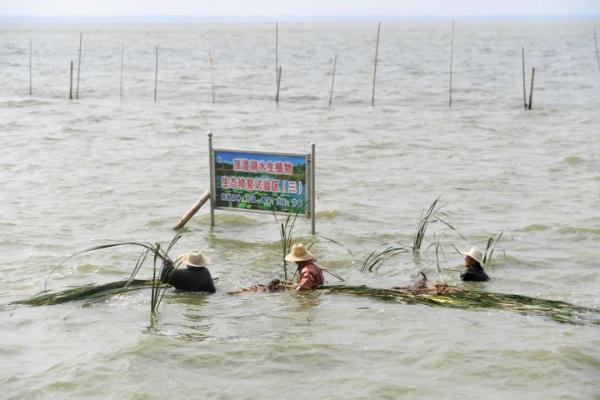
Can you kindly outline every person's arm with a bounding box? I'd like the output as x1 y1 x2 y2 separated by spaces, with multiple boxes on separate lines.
297 269 317 291
160 259 175 283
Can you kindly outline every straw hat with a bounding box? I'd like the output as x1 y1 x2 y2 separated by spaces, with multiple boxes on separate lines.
461 247 483 265
285 243 315 262
180 251 211 268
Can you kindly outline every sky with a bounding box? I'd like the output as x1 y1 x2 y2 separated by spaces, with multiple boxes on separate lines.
1 0 599 17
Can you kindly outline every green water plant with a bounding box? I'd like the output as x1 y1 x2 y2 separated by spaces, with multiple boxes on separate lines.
41 232 184 321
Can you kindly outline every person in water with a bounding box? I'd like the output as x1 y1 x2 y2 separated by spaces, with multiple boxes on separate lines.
160 251 216 293
460 247 489 282
285 243 325 291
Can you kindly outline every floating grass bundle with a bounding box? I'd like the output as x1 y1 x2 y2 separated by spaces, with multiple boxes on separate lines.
40 233 184 321
322 285 600 326
17 279 154 307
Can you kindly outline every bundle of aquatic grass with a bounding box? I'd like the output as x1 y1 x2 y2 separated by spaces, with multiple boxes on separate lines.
16 279 154 306
39 232 184 320
321 285 600 326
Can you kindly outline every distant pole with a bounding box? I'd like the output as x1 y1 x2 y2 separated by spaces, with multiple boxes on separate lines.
521 47 527 110
69 60 74 100
275 66 282 104
328 53 337 107
28 39 32 96
154 46 158 102
209 50 215 103
594 28 600 71
449 19 455 108
371 21 381 107
275 22 279 84
528 67 535 110
76 32 82 99
120 43 124 98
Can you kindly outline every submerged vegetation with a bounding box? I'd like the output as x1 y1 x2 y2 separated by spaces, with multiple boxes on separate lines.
40 233 184 322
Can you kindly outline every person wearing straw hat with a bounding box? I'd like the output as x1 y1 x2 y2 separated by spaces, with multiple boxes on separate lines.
160 251 216 293
460 247 489 282
285 243 325 291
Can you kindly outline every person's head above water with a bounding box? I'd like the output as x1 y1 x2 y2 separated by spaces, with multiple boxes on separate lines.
179 251 211 269
284 243 315 264
461 247 483 268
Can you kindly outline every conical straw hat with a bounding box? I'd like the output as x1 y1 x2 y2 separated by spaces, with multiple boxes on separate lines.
284 243 315 262
180 251 211 268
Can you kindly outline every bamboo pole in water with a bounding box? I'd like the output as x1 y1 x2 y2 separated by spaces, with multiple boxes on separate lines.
173 190 211 230
275 22 279 84
448 19 455 108
329 53 337 107
120 43 124 98
76 32 82 99
371 22 381 107
528 67 535 110
275 66 282 104
69 60 74 100
28 39 32 96
209 50 215 103
521 47 527 110
154 46 158 102
594 28 600 71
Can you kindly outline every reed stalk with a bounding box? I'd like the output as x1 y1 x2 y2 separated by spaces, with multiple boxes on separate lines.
528 67 535 110
69 60 73 100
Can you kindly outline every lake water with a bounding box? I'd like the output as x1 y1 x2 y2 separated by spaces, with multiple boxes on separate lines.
1 20 599 399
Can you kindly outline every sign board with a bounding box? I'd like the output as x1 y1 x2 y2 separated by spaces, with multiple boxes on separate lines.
207 134 316 233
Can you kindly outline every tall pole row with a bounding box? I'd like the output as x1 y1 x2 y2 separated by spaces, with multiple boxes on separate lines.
76 32 82 99
371 21 381 107
28 39 32 96
120 43 124 98
328 53 337 108
449 19 455 108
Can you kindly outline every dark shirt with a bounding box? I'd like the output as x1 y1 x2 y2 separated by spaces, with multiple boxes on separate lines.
460 265 489 282
160 261 216 293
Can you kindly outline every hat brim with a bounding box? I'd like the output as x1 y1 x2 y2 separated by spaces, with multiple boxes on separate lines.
285 253 315 262
180 255 211 268
461 251 483 265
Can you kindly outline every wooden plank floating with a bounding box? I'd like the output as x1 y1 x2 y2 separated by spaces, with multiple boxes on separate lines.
173 190 211 230
371 21 381 107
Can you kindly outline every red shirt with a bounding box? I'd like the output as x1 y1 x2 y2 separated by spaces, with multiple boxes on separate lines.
296 261 325 290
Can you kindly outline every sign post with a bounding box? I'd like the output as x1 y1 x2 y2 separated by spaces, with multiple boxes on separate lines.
207 133 316 233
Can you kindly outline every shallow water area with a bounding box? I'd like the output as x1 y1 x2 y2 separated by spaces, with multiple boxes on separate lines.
1 20 600 399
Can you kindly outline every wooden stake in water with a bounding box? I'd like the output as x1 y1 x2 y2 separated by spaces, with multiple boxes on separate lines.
449 19 455 108
328 53 337 107
521 47 527 110
371 22 381 107
154 46 158 102
275 22 279 84
528 67 535 110
28 39 32 96
76 32 82 99
275 66 282 105
209 50 215 103
594 28 600 71
69 60 74 100
119 43 124 98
